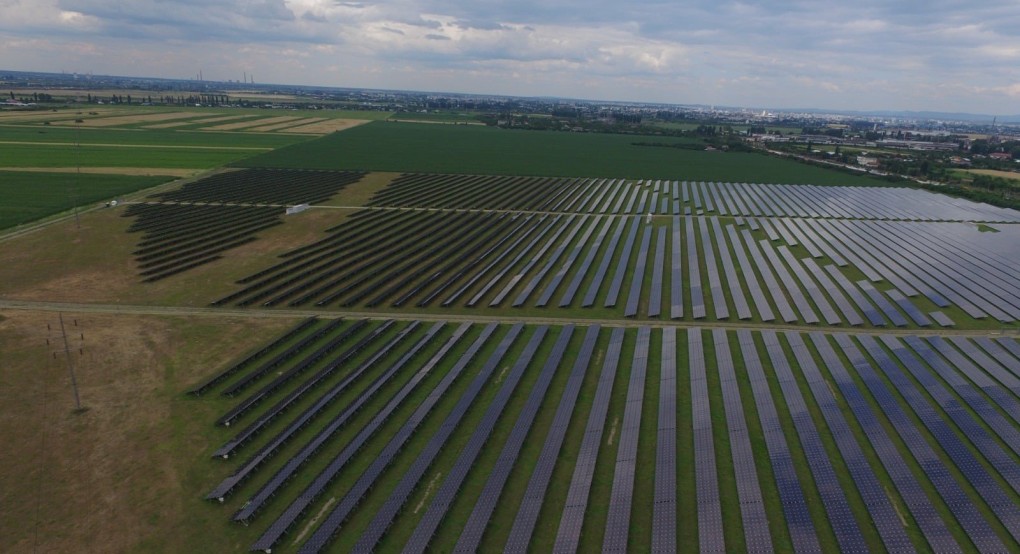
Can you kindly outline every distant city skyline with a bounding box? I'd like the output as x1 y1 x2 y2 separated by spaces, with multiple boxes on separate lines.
2 0 1019 114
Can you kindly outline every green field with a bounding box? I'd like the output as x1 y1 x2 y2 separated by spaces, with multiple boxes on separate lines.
0 171 169 229
236 121 887 184
0 124 310 148
0 143 263 169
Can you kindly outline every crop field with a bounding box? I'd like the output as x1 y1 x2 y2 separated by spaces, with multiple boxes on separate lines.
0 170 169 229
235 121 890 183
2 117 1020 554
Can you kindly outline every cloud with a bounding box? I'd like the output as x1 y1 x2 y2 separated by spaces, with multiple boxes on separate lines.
0 0 1018 112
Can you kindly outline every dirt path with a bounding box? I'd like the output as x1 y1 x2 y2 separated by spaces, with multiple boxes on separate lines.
0 299 1012 338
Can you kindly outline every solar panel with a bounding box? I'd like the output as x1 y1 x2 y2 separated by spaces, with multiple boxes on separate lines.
740 230 796 323
514 215 590 307
708 217 750 319
207 322 426 502
401 326 554 550
784 332 916 553
604 217 642 307
807 333 964 553
686 218 706 319
559 216 617 307
298 323 523 554
490 215 573 306
724 225 774 322
582 216 630 307
603 327 651 552
856 281 909 327
688 328 726 554
698 217 729 320
444 215 541 306
652 328 677 553
249 321 482 549
670 216 684 319
648 227 666 317
554 327 626 553
879 336 1020 492
799 257 863 326
776 246 839 325
832 334 1009 552
732 330 815 553
535 215 602 306
468 215 556 306
623 226 653 316
506 325 600 552
856 335 1020 538
759 239 819 323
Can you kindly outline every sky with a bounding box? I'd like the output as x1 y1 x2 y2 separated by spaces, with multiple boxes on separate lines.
2 0 1019 114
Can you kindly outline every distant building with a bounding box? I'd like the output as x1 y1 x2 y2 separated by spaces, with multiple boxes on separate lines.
990 152 1012 160
857 156 879 168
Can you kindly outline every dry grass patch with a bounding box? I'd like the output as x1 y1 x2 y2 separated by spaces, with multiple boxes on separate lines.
0 309 294 553
189 114 261 125
0 201 352 307
202 116 303 132
961 168 1020 182
280 118 370 134
248 117 325 132
54 111 215 128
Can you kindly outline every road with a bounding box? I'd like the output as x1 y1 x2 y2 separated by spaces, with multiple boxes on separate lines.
1 298 1013 338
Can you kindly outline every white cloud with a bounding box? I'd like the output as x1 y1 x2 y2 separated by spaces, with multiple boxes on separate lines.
0 0 1018 113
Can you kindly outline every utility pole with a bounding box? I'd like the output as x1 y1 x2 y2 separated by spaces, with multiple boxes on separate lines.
58 313 83 411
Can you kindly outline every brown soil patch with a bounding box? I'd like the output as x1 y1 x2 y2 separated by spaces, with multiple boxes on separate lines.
203 116 303 132
280 118 370 134
0 309 293 553
248 117 325 132
54 112 214 128
0 167 199 177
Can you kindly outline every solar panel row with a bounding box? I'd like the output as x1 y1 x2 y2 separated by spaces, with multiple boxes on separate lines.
808 333 963 553
554 327 626 553
834 334 1009 552
506 325 601 552
783 333 916 553
709 330 771 550
603 327 651 552
401 326 552 554
652 327 677 553
249 322 484 549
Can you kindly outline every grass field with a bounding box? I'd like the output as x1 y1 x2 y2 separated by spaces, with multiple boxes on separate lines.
0 124 308 148
0 171 170 229
235 121 889 184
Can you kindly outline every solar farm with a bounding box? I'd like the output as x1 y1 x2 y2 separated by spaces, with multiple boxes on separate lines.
2 121 1020 554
